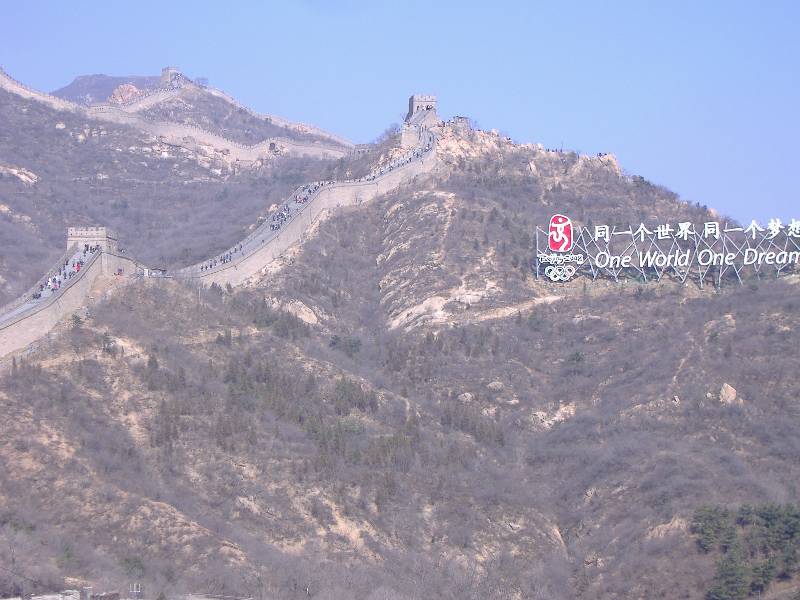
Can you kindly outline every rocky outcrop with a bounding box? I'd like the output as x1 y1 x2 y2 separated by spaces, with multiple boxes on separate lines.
719 383 741 405
0 163 38 185
108 83 143 104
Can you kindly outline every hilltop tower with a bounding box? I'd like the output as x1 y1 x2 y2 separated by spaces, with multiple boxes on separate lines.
401 94 438 148
160 66 180 87
406 95 437 121
67 226 118 253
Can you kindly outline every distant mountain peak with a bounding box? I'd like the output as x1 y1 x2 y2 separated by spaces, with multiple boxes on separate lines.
52 73 161 105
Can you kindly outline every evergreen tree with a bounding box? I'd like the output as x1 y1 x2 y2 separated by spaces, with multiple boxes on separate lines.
749 558 776 595
706 553 749 600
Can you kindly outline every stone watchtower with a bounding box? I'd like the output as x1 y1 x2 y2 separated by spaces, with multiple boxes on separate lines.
401 94 438 148
406 95 437 121
67 226 118 253
160 66 180 87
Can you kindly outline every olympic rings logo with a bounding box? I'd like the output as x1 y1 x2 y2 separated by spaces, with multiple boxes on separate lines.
544 265 576 282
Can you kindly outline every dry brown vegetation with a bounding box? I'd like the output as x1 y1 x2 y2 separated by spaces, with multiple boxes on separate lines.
1 87 799 599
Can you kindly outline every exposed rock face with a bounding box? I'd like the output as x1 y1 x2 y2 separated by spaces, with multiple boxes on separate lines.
720 383 740 405
108 83 143 104
0 163 38 185
646 516 688 539
532 403 576 430
487 380 504 392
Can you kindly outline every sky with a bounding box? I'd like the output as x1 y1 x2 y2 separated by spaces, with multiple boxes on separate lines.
1 0 798 223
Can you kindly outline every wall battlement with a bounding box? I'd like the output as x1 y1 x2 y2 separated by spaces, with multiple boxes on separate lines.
406 95 437 121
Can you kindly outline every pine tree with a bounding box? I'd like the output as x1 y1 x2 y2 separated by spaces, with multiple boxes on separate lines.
706 553 749 600
749 558 776 595
719 525 739 554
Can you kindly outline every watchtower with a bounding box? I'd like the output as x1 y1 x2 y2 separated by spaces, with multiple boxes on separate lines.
67 226 118 253
160 66 180 87
406 95 437 122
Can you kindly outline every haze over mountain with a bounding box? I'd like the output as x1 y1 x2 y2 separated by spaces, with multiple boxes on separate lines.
1 63 799 600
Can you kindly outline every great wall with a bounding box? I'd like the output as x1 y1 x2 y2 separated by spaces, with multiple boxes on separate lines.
0 71 443 358
114 67 353 149
0 66 352 163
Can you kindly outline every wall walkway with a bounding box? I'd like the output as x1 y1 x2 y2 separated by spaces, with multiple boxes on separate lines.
0 251 142 358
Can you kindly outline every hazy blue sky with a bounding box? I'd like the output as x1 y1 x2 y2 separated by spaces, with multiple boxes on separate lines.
1 1 798 223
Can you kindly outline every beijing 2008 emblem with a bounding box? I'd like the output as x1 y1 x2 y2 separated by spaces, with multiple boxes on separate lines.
548 214 574 252
539 214 584 282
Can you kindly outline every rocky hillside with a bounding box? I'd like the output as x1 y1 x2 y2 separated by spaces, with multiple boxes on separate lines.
2 108 798 599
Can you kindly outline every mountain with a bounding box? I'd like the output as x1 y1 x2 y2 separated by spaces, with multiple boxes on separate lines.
1 69 799 600
53 74 162 105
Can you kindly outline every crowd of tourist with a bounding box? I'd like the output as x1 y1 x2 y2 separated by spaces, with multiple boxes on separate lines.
200 244 244 271
19 244 97 307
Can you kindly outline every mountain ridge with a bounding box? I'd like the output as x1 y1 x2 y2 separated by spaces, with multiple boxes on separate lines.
0 67 352 161
1 66 799 600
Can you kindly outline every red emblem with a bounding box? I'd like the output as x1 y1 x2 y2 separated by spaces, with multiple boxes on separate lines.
548 214 574 252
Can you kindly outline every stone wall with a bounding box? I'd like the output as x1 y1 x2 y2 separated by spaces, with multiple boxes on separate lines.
200 86 354 149
0 251 102 357
181 146 438 287
161 66 180 86
85 104 350 161
110 71 352 149
0 249 141 358
0 66 79 113
116 87 181 112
